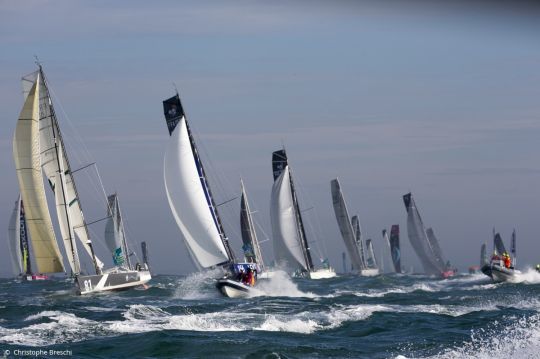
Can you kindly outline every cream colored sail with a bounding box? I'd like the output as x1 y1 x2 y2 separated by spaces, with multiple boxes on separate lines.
12 76 64 273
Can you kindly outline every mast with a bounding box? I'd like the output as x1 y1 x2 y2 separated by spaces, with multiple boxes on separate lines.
272 149 314 271
38 65 101 275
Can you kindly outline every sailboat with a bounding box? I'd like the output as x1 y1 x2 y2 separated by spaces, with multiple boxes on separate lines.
330 178 377 276
403 193 454 278
12 65 151 294
141 241 151 274
270 149 336 279
162 92 257 298
481 230 520 282
7 196 47 280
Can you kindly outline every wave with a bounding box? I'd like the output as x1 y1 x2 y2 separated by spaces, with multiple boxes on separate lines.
426 313 540 358
173 268 224 300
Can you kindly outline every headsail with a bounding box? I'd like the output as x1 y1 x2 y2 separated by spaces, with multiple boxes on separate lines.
240 180 265 270
403 193 443 275
389 225 401 273
13 76 65 274
163 94 234 269
270 149 314 273
351 215 367 270
105 194 131 269
330 179 364 271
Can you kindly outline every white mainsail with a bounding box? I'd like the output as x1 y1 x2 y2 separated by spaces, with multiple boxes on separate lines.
270 166 308 271
330 179 364 271
34 72 103 273
7 197 23 276
164 114 230 269
12 76 64 273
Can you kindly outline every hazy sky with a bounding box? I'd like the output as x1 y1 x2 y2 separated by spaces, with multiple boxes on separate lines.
1 1 540 276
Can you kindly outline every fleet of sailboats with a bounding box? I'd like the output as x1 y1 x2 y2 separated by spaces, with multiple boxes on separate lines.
5 62 529 296
11 65 150 294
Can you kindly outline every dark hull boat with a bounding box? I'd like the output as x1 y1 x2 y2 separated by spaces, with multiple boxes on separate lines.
216 278 258 298
482 231 519 283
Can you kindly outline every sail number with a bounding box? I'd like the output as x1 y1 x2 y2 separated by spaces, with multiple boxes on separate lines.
84 280 93 292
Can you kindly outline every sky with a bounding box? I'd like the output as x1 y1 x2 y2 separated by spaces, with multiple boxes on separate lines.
1 1 540 276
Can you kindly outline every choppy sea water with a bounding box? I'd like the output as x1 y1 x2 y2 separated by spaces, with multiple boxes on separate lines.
0 269 539 358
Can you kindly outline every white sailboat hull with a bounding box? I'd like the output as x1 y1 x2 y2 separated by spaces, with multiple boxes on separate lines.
76 270 151 295
309 268 337 279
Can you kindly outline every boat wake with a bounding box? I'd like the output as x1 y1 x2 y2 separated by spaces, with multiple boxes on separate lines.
250 270 318 298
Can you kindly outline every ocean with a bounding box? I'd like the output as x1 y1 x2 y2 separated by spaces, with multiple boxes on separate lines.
0 270 539 358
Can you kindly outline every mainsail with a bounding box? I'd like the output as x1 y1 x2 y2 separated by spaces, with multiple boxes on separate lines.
105 194 131 269
163 94 234 269
351 215 367 270
240 180 265 270
389 225 401 273
13 76 64 274
270 149 314 272
403 193 443 275
330 179 364 271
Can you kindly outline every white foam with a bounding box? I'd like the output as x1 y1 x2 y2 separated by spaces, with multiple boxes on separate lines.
508 268 540 284
250 270 318 298
427 314 540 358
1 311 99 346
173 268 224 300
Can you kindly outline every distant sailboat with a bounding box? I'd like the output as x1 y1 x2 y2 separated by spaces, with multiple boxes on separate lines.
162 92 257 297
330 178 377 276
403 193 454 278
7 196 46 280
270 149 336 279
12 65 150 294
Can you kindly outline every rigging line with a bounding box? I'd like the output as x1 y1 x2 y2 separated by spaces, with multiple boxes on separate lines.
216 196 239 207
45 78 106 211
